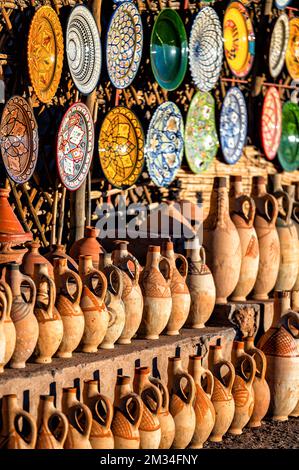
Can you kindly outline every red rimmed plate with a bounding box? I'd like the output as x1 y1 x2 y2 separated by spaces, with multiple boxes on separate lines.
261 86 282 161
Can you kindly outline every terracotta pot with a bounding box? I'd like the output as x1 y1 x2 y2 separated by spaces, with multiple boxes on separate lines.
70 226 104 269
62 387 92 449
290 184 299 297
203 177 242 304
22 241 54 279
0 275 16 367
0 291 6 373
149 376 175 449
0 394 37 449
139 246 172 339
36 395 68 449
44 244 78 272
208 344 235 442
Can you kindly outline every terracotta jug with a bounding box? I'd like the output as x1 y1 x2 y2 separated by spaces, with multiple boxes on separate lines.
111 241 143 344
36 395 68 449
0 275 16 367
208 344 235 442
0 394 37 449
70 226 104 269
62 387 92 449
0 291 6 373
54 258 85 358
22 241 54 279
188 355 215 449
244 336 270 427
251 176 280 300
185 237 216 328
45 244 78 271
133 367 162 449
229 176 260 301
203 177 242 304
139 246 172 339
289 185 299 308
111 375 143 449
78 255 109 352
168 357 196 449
83 380 114 449
148 375 175 449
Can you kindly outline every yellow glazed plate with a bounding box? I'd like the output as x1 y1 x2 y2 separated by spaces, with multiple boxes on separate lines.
286 18 299 81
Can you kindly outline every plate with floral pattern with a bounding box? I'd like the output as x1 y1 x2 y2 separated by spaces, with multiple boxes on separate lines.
261 87 282 161
286 17 299 81
269 14 290 79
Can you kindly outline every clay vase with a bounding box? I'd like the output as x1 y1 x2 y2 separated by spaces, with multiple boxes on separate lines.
44 244 78 271
111 375 143 449
0 275 16 367
168 357 196 449
185 237 216 328
251 176 280 300
83 380 114 449
33 263 63 363
148 376 175 449
203 177 242 304
290 184 299 309
229 176 260 301
22 241 54 279
139 246 172 339
53 258 85 358
78 255 109 352
5 263 38 368
133 367 162 449
0 394 37 449
62 387 92 449
244 336 270 427
208 344 235 442
111 241 143 344
36 395 68 449
0 291 6 373
70 226 104 269
161 241 191 335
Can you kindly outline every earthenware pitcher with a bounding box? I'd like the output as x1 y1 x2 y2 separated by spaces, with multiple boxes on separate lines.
0 394 37 449
0 291 6 373
22 241 54 279
62 387 92 449
288 185 299 309
36 395 68 449
0 275 16 367
149 375 175 449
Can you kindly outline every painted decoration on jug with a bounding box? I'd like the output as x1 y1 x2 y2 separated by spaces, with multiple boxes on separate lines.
286 18 299 81
278 101 299 172
269 14 290 79
261 87 282 161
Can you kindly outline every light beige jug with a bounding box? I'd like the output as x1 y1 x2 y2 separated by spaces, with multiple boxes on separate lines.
149 375 175 449
62 387 92 449
36 395 68 449
0 291 6 372
0 275 16 367
0 394 37 449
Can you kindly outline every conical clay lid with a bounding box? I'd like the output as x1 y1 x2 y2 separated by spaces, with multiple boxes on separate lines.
0 188 32 244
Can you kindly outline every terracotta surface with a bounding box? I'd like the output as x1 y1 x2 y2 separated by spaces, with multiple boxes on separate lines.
36 395 68 449
289 184 299 295
62 387 92 449
0 188 33 245
0 291 6 373
70 226 104 269
0 394 37 448
0 276 16 367
149 375 175 449
44 244 78 272
22 241 54 279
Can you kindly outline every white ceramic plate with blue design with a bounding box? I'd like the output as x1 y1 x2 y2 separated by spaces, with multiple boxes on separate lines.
275 0 292 10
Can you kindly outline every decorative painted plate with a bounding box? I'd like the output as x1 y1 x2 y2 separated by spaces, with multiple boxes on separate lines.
66 5 101 95
223 1 255 78
185 91 219 173
99 106 144 189
278 101 299 172
145 101 184 188
56 103 94 191
220 87 248 165
0 96 38 183
269 14 290 79
261 87 282 161
275 0 292 9
27 6 64 103
106 2 143 89
150 8 188 91
286 18 299 81
189 7 223 92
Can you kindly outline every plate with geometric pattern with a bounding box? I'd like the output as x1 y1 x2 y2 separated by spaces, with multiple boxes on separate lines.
261 87 282 161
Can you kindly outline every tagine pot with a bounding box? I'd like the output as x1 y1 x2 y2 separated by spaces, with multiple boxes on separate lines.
22 241 54 279
70 226 104 269
0 394 37 449
62 387 92 449
0 275 16 367
36 395 69 449
149 375 175 449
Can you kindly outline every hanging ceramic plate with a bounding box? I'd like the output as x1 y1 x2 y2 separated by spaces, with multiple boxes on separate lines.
275 0 292 9
27 6 64 103
223 1 255 78
56 103 94 191
185 91 219 173
66 5 101 95
278 101 299 172
99 106 144 189
261 87 282 161
269 14 290 79
106 2 143 89
189 7 223 92
220 87 247 165
286 18 299 81
150 8 188 91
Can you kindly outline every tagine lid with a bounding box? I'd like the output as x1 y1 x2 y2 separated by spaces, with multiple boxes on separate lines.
0 188 33 244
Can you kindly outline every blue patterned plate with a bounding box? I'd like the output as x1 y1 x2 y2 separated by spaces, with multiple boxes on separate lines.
275 0 292 10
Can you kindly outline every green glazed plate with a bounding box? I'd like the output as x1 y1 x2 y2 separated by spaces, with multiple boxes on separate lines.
278 101 299 172
150 8 188 91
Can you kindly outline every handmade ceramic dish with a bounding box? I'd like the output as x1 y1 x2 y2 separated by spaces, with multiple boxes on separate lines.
66 5 101 95
286 17 299 81
269 14 290 79
278 101 299 172
56 103 94 191
223 1 255 78
99 106 144 188
106 2 143 89
185 91 219 173
150 8 187 91
27 6 64 103
220 87 248 164
189 7 223 92
275 0 293 9
261 87 282 161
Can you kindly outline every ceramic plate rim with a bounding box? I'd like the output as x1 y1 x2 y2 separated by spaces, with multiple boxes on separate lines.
261 86 282 161
269 14 290 79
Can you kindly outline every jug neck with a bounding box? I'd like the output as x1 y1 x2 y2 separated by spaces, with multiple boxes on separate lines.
83 380 99 403
6 264 22 297
133 367 151 393
62 388 78 412
145 246 161 270
114 376 132 407
231 341 246 366
112 241 129 263
79 255 94 277
208 345 223 371
1 395 19 429
244 336 255 351
273 291 291 326
230 176 243 198
37 396 55 427
188 355 203 383
252 176 267 197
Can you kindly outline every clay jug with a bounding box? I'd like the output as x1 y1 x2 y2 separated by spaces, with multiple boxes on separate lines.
111 375 143 449
139 246 172 339
62 387 92 449
5 263 38 368
0 394 37 448
83 380 114 449
133 367 162 449
33 263 63 363
45 244 78 271
111 241 143 344
0 275 16 367
78 255 109 352
208 344 235 442
36 395 68 449
161 241 191 335
229 176 260 301
188 355 215 449
70 226 104 269
185 237 216 328
244 336 270 427
203 177 242 304
22 241 54 279
251 176 280 300
291 184 299 304
148 375 175 449
0 291 6 373
168 357 196 449
54 258 85 358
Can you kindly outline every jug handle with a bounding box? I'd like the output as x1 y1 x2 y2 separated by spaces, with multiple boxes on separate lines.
220 360 235 394
263 194 279 224
280 311 299 339
149 377 169 411
199 246 206 265
94 395 113 430
141 385 163 415
16 410 37 448
250 349 267 381
49 411 69 446
0 290 7 323
0 277 12 317
38 273 56 318
202 369 214 399
123 393 143 429
292 202 299 224
65 270 82 305
159 256 172 283
86 269 108 303
21 273 36 306
107 307 116 328
174 372 196 405
107 266 123 300
122 254 140 285
73 404 92 438
175 254 188 280
238 195 256 226
240 355 256 388
274 189 292 223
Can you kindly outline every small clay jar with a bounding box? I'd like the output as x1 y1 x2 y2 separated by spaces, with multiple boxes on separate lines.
70 226 104 269
149 376 175 449
36 395 68 449
0 275 16 367
62 387 92 449
0 291 6 373
0 394 37 449
44 244 78 271
22 241 54 279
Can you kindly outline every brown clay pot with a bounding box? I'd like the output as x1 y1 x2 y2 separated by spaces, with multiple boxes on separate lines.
0 394 37 449
22 241 54 279
70 226 104 269
149 376 175 449
36 395 68 449
0 291 6 373
0 275 16 367
62 387 92 449
44 244 78 272
290 184 299 302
